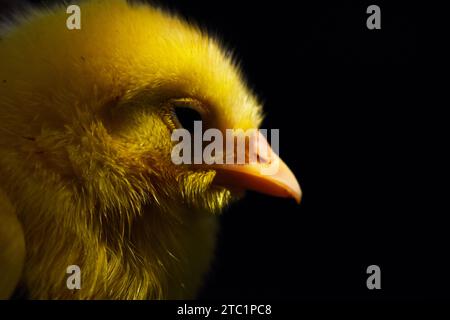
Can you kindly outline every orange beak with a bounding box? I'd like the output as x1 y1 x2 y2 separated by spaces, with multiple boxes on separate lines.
212 131 302 203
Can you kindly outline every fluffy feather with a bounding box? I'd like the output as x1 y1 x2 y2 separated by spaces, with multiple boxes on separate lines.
0 0 262 299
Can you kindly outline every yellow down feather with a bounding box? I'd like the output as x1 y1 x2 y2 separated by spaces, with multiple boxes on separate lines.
0 0 262 299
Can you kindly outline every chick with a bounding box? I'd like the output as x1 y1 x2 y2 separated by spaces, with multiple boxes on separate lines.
0 0 301 299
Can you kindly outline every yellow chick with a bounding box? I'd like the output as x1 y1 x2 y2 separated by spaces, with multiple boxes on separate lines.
0 0 301 299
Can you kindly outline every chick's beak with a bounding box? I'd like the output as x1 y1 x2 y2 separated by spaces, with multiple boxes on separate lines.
212 131 302 203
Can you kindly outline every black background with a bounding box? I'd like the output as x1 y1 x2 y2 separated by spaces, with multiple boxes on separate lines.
158 0 437 300
10 0 445 301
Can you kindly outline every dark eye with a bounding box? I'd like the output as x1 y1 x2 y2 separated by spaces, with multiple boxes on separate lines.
173 106 203 133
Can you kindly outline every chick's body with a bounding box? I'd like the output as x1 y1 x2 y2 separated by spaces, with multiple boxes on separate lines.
0 0 301 299
0 0 255 299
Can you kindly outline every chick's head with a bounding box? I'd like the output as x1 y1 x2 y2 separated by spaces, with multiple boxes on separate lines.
2 0 264 212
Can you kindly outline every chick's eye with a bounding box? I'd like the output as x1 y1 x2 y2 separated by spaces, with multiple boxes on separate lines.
173 106 203 133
